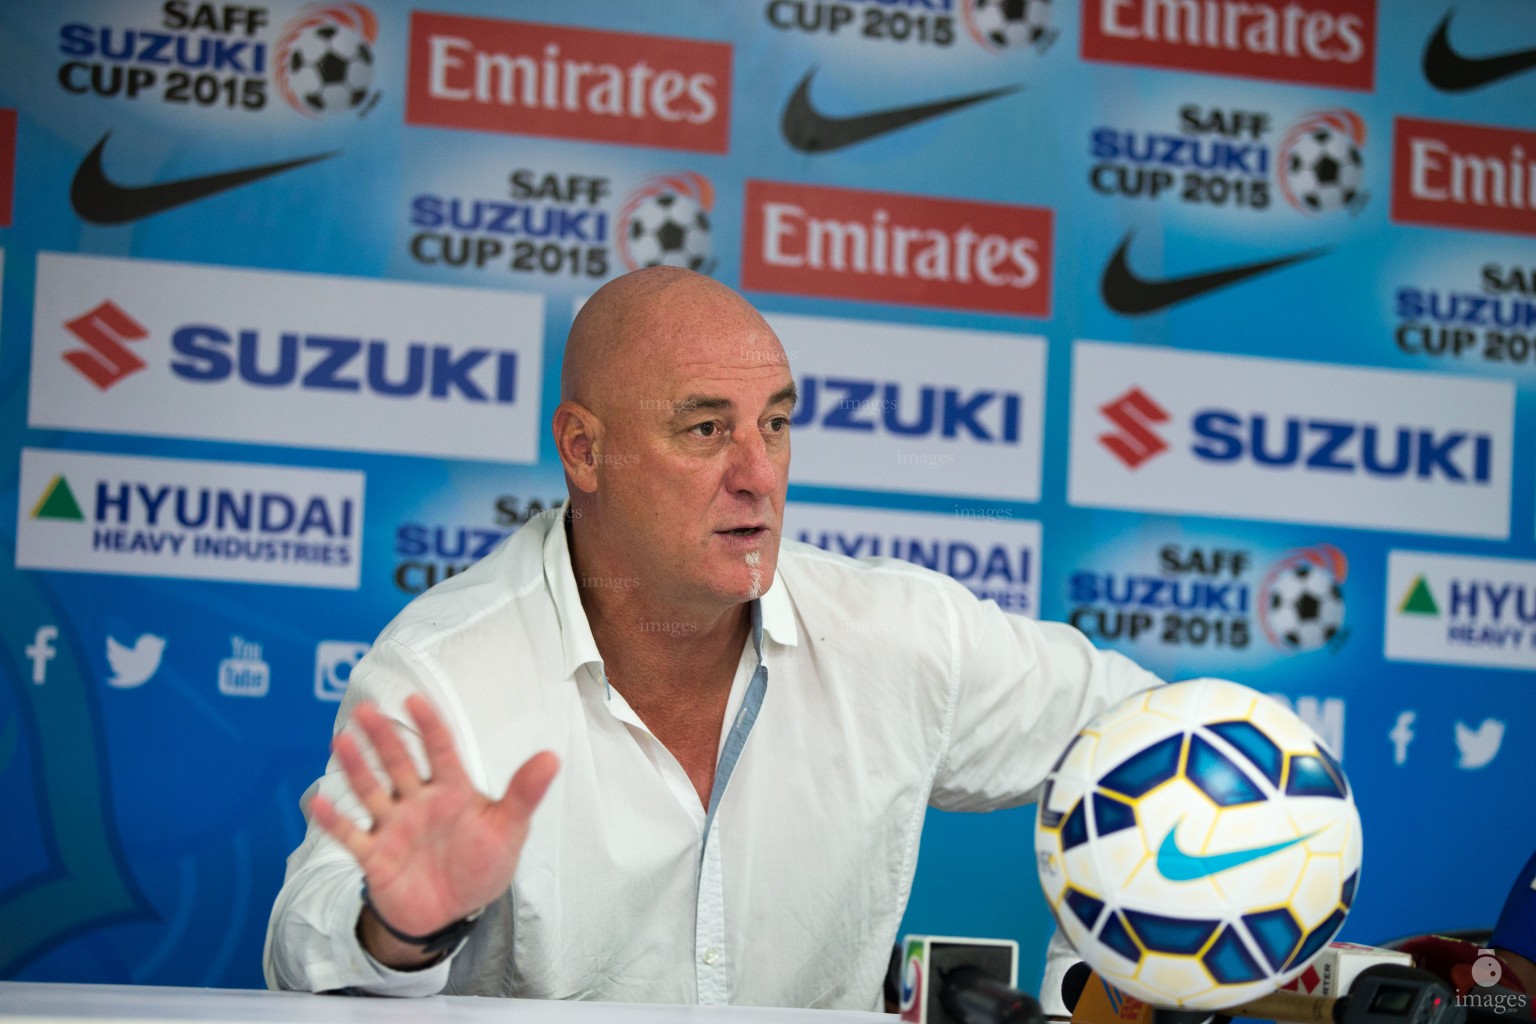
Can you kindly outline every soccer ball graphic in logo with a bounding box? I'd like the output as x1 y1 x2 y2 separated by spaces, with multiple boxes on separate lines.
275 4 380 117
1277 110 1366 214
964 0 1055 51
1259 545 1347 652
1035 678 1361 1010
618 173 716 274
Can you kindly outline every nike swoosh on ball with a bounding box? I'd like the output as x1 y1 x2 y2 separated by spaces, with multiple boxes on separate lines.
1156 823 1317 882
780 69 1021 153
1100 232 1328 315
71 133 337 225
1423 12 1536 92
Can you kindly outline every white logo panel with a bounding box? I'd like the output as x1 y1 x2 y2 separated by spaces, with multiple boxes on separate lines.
17 448 364 589
1384 550 1536 671
1068 341 1513 538
767 314 1046 502
29 252 544 463
786 502 1041 617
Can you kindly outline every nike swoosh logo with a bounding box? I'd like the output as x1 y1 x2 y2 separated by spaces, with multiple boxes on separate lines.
71 133 337 225
1423 12 1536 92
1156 821 1317 882
782 68 1021 153
1101 232 1329 315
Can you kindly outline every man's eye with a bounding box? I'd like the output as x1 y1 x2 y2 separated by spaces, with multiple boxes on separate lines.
767 417 789 432
692 422 717 437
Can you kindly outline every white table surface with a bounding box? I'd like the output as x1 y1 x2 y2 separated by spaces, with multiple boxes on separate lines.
0 983 894 1024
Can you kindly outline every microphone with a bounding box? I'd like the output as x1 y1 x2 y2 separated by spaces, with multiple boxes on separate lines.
941 965 1045 1024
900 935 1043 1024
1062 961 1093 1014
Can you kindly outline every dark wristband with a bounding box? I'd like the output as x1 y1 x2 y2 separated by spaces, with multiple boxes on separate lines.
360 881 485 957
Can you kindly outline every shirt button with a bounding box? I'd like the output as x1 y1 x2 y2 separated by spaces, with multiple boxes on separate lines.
702 948 720 965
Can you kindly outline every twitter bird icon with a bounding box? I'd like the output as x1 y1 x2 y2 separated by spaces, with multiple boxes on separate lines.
106 634 166 689
1455 718 1505 770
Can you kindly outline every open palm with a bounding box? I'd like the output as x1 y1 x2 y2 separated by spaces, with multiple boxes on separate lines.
310 694 559 940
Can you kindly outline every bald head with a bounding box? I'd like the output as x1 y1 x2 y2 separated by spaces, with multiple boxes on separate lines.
562 267 781 413
553 266 795 615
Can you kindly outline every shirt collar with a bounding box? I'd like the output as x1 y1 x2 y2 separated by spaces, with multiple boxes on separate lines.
544 507 604 680
757 562 799 649
543 505 802 682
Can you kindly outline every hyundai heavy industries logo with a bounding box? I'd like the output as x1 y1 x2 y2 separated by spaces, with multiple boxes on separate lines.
1068 341 1514 538
28 253 545 464
1391 117 1536 237
766 313 1046 503
1385 550 1536 672
405 13 731 153
743 181 1053 316
788 502 1041 617
17 448 364 589
1079 0 1376 89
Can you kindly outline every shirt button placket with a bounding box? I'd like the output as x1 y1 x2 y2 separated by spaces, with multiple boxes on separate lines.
695 820 729 1003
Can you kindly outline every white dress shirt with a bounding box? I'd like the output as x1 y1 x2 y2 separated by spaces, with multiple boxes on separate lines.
263 510 1161 1009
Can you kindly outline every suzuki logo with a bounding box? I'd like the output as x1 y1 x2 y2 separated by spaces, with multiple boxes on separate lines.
1098 387 1170 468
63 300 148 390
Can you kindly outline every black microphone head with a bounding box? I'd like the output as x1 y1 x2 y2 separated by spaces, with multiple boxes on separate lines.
1062 961 1092 1013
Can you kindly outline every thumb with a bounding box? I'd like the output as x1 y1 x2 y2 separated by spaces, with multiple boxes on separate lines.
494 750 560 826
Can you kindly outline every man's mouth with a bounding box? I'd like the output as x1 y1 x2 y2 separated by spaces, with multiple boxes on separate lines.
720 526 767 537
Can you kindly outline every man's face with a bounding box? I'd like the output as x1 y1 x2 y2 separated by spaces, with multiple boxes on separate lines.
592 300 794 611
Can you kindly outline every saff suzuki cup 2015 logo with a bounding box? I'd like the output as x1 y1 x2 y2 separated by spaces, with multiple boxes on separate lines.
1278 110 1367 215
1258 544 1348 652
55 4 380 120
274 3 381 117
963 0 1056 52
617 173 716 274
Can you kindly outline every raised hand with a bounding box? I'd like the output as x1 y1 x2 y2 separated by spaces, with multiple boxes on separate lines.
309 693 559 966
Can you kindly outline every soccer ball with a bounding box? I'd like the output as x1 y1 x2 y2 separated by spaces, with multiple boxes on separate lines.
282 20 376 115
966 0 1054 50
1035 678 1361 1010
623 190 714 272
1260 551 1346 652
1279 119 1365 214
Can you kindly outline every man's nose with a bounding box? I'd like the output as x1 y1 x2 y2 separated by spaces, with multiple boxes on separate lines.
725 428 781 497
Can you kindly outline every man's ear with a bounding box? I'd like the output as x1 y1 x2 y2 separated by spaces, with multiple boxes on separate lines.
553 401 601 493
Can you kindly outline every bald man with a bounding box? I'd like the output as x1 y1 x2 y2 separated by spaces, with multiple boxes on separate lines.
264 268 1161 1008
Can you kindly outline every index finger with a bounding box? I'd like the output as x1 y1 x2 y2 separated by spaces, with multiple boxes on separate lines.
404 693 469 788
